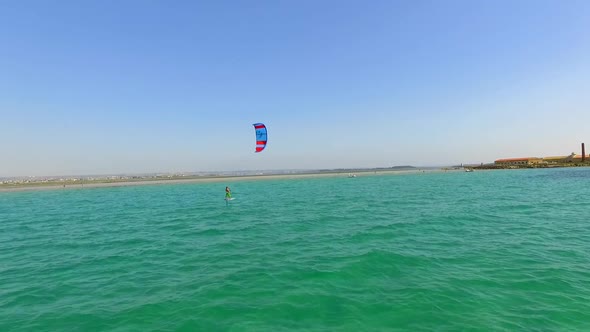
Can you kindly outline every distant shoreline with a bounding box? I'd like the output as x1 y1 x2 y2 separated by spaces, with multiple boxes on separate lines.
0 169 439 193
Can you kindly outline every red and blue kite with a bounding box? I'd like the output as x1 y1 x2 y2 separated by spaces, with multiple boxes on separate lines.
253 123 267 153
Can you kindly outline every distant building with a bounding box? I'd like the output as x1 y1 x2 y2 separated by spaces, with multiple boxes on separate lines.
544 153 589 164
494 152 589 167
494 157 543 166
572 154 590 163
543 156 569 164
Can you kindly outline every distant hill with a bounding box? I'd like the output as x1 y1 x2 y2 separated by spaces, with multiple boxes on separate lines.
315 166 418 173
389 165 417 170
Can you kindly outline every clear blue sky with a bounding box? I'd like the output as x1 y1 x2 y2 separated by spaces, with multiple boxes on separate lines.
1 0 589 176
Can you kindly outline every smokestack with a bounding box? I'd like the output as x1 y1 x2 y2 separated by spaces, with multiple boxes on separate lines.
583 143 586 162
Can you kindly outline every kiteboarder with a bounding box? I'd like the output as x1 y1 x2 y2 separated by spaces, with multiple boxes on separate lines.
225 186 232 200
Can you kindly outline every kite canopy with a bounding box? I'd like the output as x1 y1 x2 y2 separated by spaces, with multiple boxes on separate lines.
253 123 267 153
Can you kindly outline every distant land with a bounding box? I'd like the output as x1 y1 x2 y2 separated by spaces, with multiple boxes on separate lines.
4 162 588 193
0 166 430 191
317 165 418 172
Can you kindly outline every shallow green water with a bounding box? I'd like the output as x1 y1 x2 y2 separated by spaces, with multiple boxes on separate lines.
2 168 590 331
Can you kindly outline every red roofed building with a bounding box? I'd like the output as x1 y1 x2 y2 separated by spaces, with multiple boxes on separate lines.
544 153 590 164
572 154 590 162
494 157 543 166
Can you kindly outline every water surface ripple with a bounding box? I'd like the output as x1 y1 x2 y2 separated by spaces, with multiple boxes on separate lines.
1 168 590 331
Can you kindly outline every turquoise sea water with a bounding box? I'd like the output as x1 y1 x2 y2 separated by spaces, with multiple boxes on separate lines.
2 168 590 331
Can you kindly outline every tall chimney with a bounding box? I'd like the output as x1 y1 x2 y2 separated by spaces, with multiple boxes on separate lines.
583 143 586 162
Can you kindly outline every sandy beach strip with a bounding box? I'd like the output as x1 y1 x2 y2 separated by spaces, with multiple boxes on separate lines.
0 169 436 193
